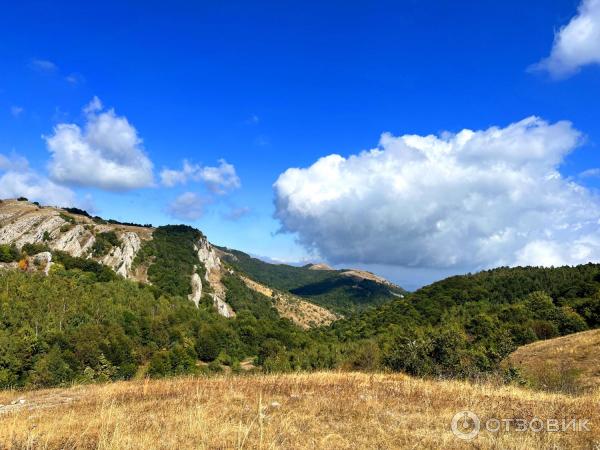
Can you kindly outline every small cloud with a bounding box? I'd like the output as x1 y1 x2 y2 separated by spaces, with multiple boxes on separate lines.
200 159 241 194
245 114 260 124
222 206 250 221
0 152 76 207
29 58 58 74
166 192 208 221
532 0 600 78
160 159 241 194
160 160 198 187
65 73 84 85
10 106 24 118
82 96 103 115
580 168 600 178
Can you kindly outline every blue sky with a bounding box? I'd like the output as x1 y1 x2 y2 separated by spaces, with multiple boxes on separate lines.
2 0 600 289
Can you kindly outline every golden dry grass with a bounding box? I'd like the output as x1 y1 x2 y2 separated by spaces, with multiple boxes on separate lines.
1 372 599 449
240 275 339 328
506 329 600 392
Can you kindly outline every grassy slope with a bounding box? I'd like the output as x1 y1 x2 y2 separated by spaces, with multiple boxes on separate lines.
505 329 600 392
219 248 405 315
1 372 598 449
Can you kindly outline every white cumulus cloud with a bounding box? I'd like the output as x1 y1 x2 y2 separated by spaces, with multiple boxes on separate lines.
0 153 76 206
44 97 154 191
274 117 600 271
160 159 240 194
535 0 600 78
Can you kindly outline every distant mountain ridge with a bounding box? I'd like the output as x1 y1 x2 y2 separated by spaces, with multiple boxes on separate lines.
218 247 406 314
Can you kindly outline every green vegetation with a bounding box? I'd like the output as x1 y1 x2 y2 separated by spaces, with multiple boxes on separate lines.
59 213 76 224
91 231 120 257
52 251 118 282
62 207 91 217
135 225 205 297
21 242 51 255
0 266 311 388
315 265 600 377
0 244 20 262
219 248 405 314
2 220 599 390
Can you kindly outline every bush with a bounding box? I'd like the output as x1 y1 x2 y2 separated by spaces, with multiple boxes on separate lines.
22 242 51 255
92 231 120 257
63 207 91 217
59 213 76 224
0 244 20 262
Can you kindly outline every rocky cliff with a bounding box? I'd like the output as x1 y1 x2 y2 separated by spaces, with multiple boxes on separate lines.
0 199 235 317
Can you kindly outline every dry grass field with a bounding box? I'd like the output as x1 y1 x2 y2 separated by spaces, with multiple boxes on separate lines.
1 372 599 449
505 329 600 393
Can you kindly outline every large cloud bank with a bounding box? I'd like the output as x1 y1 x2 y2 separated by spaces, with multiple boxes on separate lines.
536 0 600 77
274 117 600 270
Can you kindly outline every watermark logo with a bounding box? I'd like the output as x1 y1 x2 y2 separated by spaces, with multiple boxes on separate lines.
451 410 592 441
451 410 480 440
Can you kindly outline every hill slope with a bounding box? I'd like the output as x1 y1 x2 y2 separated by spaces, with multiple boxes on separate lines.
0 199 401 321
1 372 598 449
505 329 600 393
218 247 406 314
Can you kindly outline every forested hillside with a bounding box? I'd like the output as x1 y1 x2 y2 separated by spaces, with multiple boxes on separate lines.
219 248 406 314
2 201 599 389
318 265 599 377
0 266 315 388
2 258 599 389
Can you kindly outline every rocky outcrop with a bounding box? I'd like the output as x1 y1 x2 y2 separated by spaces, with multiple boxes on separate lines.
0 200 237 318
32 252 53 276
0 200 150 279
188 270 203 307
52 225 95 257
101 232 142 277
212 294 235 318
193 236 235 317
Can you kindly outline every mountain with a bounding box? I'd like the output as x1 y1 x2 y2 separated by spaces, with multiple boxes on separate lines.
0 199 237 317
2 197 599 391
218 247 406 314
0 199 400 320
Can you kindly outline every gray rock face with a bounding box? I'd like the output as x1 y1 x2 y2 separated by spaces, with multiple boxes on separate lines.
188 270 203 307
52 224 95 257
101 232 142 277
32 252 52 276
211 294 235 318
193 236 235 317
0 202 146 279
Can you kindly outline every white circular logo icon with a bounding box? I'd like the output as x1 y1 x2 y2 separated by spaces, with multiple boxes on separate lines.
451 410 480 441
